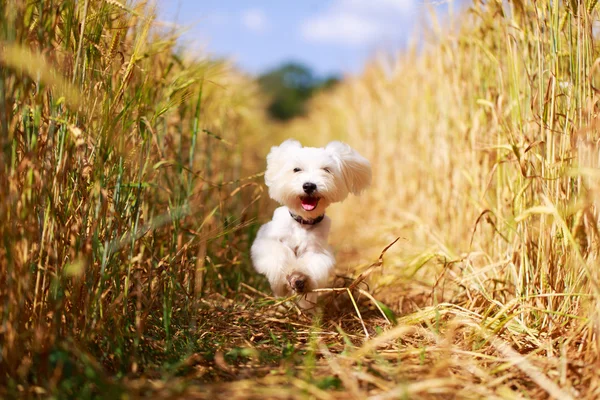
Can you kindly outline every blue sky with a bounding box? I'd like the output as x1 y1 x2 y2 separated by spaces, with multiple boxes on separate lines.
158 0 455 77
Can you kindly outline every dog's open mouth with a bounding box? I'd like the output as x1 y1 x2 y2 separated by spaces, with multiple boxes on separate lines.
300 196 320 211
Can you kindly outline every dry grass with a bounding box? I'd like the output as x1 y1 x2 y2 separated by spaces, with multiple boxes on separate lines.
3 0 600 399
1 0 269 396
281 0 600 398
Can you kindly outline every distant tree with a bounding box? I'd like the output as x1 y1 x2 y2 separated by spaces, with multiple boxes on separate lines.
258 62 339 121
320 75 341 90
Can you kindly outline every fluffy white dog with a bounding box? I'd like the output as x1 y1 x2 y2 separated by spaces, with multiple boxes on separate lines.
251 139 372 309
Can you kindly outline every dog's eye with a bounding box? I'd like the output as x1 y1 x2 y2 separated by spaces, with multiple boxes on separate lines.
322 167 331 174
293 167 302 173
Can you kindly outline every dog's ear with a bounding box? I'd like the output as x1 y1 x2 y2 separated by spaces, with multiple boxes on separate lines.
265 139 302 187
326 141 372 195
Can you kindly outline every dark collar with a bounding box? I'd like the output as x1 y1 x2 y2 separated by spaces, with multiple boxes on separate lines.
290 212 325 226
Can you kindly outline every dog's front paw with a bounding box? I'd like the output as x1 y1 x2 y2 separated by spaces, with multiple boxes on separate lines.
286 272 310 294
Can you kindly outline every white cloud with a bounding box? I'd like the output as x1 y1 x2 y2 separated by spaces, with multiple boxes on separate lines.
303 12 384 46
241 9 267 33
300 0 415 46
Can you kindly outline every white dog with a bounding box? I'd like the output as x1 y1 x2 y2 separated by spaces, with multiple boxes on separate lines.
251 139 372 309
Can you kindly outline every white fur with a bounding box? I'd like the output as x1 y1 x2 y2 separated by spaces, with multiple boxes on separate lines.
251 139 372 309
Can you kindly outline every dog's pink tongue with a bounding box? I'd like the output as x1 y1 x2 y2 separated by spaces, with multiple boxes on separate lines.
301 197 318 211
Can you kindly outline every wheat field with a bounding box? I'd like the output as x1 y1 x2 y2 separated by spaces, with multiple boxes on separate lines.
2 0 600 399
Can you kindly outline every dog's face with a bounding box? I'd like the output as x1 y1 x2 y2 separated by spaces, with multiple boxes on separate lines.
264 139 372 218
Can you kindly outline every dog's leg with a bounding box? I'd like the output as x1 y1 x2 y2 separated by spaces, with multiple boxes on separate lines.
286 271 310 294
251 237 296 297
279 251 335 310
297 251 336 290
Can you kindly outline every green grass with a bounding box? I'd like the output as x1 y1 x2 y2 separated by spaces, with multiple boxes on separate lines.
3 0 600 399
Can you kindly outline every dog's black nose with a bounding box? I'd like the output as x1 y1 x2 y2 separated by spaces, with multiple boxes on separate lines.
303 182 317 194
